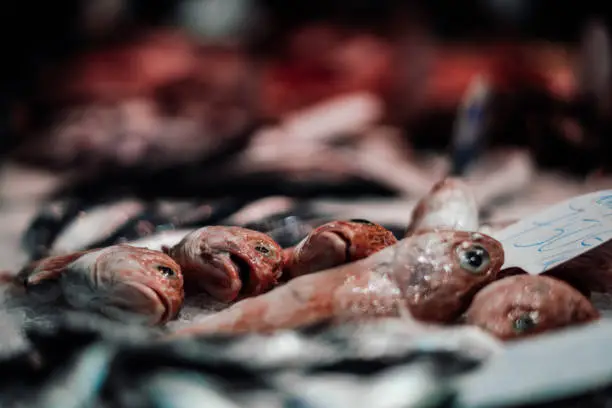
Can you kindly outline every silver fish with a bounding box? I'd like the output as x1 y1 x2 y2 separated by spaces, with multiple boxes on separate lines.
128 229 194 252
49 200 145 256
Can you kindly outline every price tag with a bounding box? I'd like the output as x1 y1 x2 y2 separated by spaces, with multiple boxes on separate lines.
492 190 612 273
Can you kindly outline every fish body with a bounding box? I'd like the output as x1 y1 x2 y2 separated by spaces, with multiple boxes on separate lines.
22 199 85 261
166 230 504 338
19 245 184 325
283 219 397 279
164 226 283 303
405 178 479 237
466 275 599 341
85 198 251 250
51 199 145 255
477 219 517 236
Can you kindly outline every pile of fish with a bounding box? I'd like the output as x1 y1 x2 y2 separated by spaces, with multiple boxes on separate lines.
1 177 606 344
1 176 612 406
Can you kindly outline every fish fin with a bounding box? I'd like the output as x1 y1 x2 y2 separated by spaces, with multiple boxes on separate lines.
22 250 92 285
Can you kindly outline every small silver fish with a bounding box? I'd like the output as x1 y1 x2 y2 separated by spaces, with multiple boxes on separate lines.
128 229 193 252
49 200 146 255
144 371 241 408
18 245 184 325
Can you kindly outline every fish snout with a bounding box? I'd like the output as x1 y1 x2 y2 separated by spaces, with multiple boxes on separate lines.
181 252 244 303
289 230 351 278
106 281 176 325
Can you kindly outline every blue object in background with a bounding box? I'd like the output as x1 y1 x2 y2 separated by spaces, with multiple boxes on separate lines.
449 75 491 176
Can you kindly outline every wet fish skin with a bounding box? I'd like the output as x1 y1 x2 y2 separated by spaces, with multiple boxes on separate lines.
283 219 397 280
164 226 284 303
18 245 184 325
476 219 517 236
85 198 251 250
26 343 115 408
22 199 86 261
142 370 242 408
405 177 479 237
165 230 504 338
466 275 600 341
51 199 146 255
242 208 322 249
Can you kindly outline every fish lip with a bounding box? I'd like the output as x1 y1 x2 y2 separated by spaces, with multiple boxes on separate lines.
187 251 244 302
151 286 174 323
303 229 352 263
126 281 173 324
226 252 254 296
326 230 353 262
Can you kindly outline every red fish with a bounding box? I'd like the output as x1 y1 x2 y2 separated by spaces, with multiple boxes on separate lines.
165 230 504 338
477 219 518 236
17 245 184 325
466 275 599 341
283 219 397 280
406 178 479 237
163 226 283 303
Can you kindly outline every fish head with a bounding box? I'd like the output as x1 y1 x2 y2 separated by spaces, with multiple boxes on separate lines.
406 177 479 237
88 245 184 325
288 219 398 278
466 275 600 340
166 226 283 302
392 230 504 323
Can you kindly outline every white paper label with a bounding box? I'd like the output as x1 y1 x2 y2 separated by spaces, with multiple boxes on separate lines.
492 189 612 273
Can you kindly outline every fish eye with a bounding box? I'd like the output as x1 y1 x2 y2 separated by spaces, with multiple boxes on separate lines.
254 243 273 256
349 219 374 225
456 244 491 274
513 312 539 333
157 265 176 278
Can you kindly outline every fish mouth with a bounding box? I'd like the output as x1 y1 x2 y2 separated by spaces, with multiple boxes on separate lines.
228 253 253 295
150 286 174 323
123 281 173 324
324 230 353 262
305 229 352 264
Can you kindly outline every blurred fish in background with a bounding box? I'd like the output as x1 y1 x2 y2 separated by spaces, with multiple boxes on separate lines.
3 0 612 267
3 2 612 408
